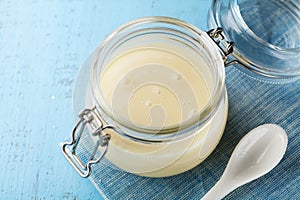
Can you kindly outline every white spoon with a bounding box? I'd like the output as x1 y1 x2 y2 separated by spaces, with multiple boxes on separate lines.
201 124 288 200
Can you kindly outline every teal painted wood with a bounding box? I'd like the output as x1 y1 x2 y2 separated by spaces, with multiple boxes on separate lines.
0 0 210 199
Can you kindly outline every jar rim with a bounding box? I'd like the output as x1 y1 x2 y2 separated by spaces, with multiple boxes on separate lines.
90 16 225 142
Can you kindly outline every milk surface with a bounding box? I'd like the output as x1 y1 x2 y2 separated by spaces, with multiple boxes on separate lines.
100 45 210 129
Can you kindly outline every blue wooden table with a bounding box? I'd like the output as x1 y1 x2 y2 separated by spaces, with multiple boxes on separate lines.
0 1 210 199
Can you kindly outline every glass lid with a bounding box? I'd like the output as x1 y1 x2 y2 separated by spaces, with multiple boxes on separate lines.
208 0 300 80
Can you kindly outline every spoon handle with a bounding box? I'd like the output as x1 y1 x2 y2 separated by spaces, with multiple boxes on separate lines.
201 178 237 200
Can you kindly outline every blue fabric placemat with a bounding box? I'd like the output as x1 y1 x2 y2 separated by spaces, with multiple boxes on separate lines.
75 66 300 199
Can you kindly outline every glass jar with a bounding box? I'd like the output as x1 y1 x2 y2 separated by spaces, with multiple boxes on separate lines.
62 17 228 177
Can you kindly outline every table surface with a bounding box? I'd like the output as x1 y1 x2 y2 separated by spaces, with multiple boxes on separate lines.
0 0 211 199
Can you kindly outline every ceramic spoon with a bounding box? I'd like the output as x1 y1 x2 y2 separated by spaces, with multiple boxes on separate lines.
201 124 288 200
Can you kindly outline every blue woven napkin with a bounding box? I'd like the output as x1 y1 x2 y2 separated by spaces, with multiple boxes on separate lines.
72 65 300 200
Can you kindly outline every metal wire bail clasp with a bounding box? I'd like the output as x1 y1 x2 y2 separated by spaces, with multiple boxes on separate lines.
62 107 112 178
207 28 234 62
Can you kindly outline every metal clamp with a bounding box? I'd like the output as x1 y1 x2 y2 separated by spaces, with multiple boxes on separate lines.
207 28 249 68
62 107 113 178
207 28 234 62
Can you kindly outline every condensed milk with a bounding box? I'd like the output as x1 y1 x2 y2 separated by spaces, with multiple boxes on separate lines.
92 31 227 176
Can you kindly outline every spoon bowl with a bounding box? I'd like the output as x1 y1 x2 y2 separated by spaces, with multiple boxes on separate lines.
201 124 288 200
